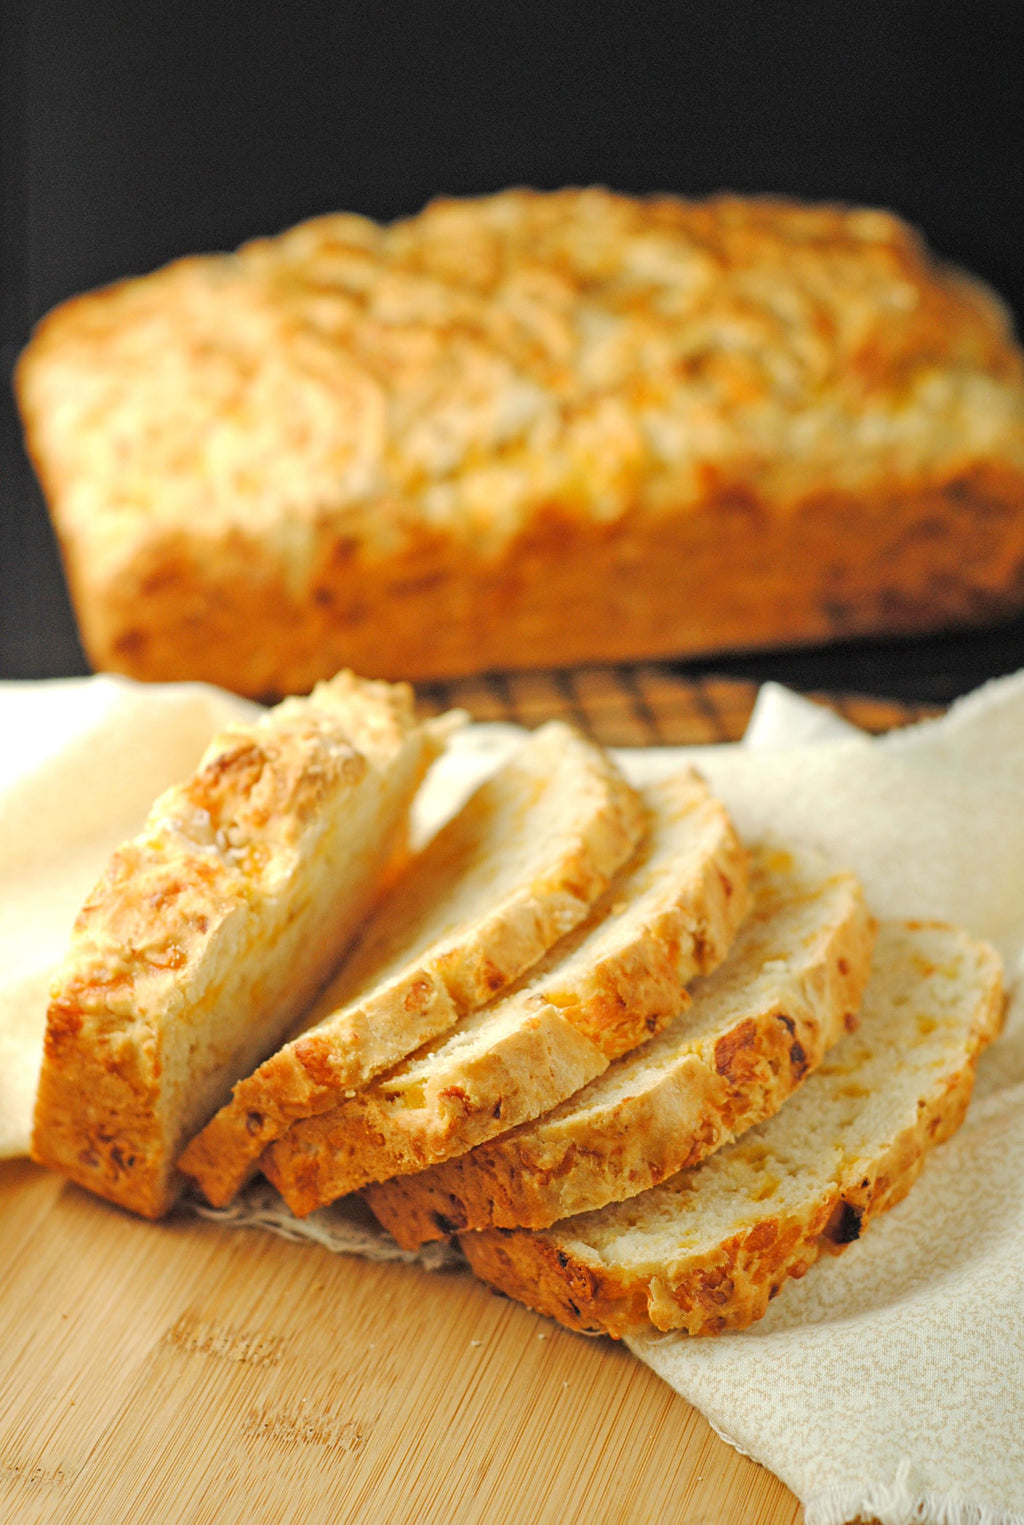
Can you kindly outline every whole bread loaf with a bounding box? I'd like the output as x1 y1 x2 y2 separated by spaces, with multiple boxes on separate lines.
16 189 1024 696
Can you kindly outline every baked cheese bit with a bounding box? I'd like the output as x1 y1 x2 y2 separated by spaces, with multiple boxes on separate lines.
366 845 873 1246
31 673 447 1219
262 769 749 1215
179 721 646 1207
459 922 1003 1338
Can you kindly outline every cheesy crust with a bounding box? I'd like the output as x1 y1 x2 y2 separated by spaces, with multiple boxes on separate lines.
16 189 1024 693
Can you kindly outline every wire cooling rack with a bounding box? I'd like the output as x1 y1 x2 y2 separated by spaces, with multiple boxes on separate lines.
413 663 933 748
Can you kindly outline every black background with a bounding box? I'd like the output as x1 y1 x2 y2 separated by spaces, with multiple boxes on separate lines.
3 0 1023 700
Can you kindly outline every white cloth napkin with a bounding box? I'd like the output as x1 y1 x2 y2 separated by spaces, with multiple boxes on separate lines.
624 680 1024 1525
2 671 1023 1525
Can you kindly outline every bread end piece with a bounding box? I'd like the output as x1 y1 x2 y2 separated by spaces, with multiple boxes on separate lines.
31 672 446 1217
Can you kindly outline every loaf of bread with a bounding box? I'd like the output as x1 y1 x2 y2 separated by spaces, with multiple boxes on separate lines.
458 921 1003 1337
179 719 647 1206
16 189 1024 696
260 767 749 1215
31 672 446 1218
365 843 873 1246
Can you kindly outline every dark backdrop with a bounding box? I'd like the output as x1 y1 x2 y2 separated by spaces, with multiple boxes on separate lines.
3 0 1023 698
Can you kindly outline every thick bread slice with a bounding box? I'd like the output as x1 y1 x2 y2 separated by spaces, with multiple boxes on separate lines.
459 921 1003 1338
262 768 749 1215
179 721 646 1206
366 845 873 1246
31 672 445 1219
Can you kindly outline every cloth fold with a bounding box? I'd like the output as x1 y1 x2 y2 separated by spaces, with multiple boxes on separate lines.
2 670 1023 1524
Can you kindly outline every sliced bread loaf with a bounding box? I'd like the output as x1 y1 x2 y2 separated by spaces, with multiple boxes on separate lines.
31 672 445 1219
459 920 1003 1338
261 768 749 1215
179 720 646 1206
366 845 873 1246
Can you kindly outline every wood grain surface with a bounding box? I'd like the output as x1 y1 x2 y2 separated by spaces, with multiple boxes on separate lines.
0 668 922 1525
0 1159 804 1525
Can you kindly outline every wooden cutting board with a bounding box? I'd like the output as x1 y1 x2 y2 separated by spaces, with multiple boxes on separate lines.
0 668 927 1525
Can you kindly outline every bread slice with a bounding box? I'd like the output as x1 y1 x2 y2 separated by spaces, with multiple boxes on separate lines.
366 845 873 1247
459 921 1003 1338
261 768 749 1216
31 672 446 1219
179 720 646 1206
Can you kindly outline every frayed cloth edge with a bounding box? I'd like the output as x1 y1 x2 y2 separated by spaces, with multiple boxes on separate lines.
187 1182 464 1272
805 1463 1024 1525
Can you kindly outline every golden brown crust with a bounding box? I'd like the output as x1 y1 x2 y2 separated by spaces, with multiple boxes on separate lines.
458 922 1004 1338
459 1058 978 1340
30 673 442 1218
16 189 1024 694
365 849 874 1246
264 1006 612 1215
262 769 750 1215
178 721 646 1207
